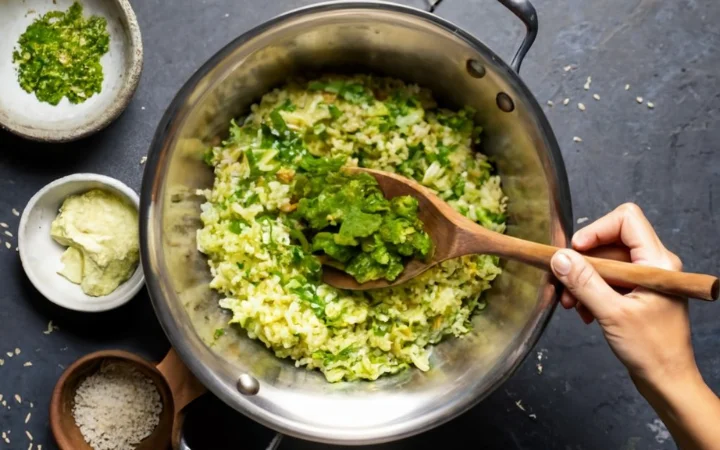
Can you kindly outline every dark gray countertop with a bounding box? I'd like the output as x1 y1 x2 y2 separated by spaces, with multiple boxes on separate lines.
1 0 719 449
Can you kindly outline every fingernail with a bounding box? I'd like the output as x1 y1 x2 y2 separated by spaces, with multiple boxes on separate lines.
571 234 586 248
552 253 572 276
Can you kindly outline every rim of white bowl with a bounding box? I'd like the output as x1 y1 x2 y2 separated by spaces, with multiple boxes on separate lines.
18 174 145 312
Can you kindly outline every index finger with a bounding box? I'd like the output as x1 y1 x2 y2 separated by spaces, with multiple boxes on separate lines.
572 203 666 263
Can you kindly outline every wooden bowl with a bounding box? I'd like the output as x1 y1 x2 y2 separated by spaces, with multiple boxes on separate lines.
51 349 205 450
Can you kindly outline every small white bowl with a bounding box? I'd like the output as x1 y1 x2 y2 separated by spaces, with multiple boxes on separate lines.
18 174 144 312
0 0 143 142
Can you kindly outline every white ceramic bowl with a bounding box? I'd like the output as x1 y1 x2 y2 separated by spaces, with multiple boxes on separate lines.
0 0 143 142
18 174 144 312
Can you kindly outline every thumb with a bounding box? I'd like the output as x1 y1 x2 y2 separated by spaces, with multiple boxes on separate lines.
551 249 619 319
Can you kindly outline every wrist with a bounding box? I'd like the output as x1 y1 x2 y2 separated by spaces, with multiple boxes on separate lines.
633 364 704 410
632 365 720 450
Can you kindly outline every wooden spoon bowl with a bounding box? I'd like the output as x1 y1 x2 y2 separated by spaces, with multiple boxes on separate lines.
323 168 719 301
51 349 206 450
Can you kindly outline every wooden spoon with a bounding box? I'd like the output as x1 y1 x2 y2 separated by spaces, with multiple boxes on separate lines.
51 348 206 450
322 168 719 301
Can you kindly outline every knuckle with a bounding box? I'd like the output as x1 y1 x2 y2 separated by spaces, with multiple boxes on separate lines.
618 202 643 218
667 251 683 271
573 263 595 290
612 302 635 322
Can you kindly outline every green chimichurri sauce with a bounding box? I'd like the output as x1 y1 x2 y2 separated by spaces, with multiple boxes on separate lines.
12 2 110 106
293 169 434 284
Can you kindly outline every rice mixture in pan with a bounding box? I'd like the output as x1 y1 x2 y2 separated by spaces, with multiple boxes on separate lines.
198 75 507 382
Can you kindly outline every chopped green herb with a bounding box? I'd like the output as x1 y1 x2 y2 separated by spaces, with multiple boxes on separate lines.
279 99 296 112
213 328 225 340
436 106 475 132
289 229 311 252
309 80 374 105
294 171 433 283
229 219 248 234
452 178 466 198
313 345 355 365
261 109 306 164
13 2 110 105
298 155 345 175
289 282 326 319
475 208 507 228
245 193 260 205
328 104 342 119
270 109 289 135
203 148 215 166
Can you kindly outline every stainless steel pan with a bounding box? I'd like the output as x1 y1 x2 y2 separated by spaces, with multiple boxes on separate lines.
141 0 573 444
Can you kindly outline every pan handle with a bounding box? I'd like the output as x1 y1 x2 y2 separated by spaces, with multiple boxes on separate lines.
497 0 538 72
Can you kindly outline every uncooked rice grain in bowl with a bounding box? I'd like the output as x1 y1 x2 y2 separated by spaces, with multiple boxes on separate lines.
73 361 162 450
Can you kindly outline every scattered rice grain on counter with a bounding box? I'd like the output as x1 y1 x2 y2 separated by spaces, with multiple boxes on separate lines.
577 103 586 111
43 321 59 335
583 76 592 90
199 75 507 382
636 96 644 104
73 361 162 450
0 223 7 228
563 98 570 105
12 209 20 217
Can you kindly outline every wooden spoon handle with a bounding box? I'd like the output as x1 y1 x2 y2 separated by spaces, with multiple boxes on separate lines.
156 349 207 450
586 256 719 300
479 233 718 301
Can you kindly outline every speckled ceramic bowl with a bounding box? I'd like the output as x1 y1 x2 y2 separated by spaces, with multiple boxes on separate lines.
0 0 143 142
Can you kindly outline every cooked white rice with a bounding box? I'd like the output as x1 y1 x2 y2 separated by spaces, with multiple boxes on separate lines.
198 75 507 382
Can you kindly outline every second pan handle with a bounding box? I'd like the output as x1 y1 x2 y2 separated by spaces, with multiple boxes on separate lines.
497 0 539 72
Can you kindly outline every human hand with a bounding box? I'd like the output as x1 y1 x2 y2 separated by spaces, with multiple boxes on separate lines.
550 203 698 389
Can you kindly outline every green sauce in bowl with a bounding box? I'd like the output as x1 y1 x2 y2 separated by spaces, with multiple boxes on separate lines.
13 2 109 105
